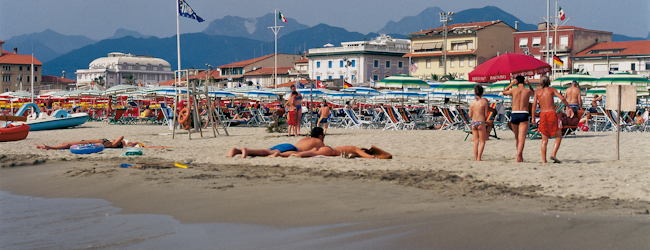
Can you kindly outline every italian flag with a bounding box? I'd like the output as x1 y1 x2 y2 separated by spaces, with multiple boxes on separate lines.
279 12 288 23
558 7 565 21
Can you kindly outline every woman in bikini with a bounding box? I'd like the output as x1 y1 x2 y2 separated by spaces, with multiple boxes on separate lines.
289 85 303 136
35 135 138 150
269 145 392 159
469 85 488 161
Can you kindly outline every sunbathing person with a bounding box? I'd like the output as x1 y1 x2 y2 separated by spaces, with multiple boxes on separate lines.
269 145 392 159
230 113 251 122
227 127 325 158
35 135 138 149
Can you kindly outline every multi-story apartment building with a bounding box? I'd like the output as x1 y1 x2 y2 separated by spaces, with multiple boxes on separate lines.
572 40 650 77
216 53 301 88
75 52 174 89
307 33 410 85
0 40 43 92
406 20 515 80
513 23 612 78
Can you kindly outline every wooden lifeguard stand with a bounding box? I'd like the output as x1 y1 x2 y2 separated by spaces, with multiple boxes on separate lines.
171 69 228 139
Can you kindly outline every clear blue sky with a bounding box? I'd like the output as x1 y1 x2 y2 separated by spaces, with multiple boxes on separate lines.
1 0 648 40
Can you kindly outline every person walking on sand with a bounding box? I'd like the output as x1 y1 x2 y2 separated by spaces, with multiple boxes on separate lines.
288 84 303 136
469 85 488 161
502 75 534 162
565 80 582 115
532 76 574 163
226 127 325 158
317 101 331 134
35 135 138 149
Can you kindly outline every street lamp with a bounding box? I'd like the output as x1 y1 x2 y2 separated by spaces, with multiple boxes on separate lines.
440 12 454 78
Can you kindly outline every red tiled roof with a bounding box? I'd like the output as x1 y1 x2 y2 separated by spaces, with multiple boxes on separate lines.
515 25 611 34
274 80 308 88
0 40 5 44
244 67 292 76
158 70 221 86
409 21 503 36
0 50 43 65
574 40 650 57
41 75 76 84
403 50 477 58
294 58 308 63
217 54 277 69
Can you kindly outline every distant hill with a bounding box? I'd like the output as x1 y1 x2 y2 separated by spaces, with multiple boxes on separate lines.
612 33 648 42
203 13 309 42
107 28 153 40
44 34 265 77
380 6 537 35
3 29 96 63
276 23 405 53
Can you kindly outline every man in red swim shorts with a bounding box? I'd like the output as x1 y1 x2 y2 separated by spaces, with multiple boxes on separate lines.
532 76 574 163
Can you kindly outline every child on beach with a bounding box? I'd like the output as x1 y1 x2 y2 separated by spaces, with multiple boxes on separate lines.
469 85 488 161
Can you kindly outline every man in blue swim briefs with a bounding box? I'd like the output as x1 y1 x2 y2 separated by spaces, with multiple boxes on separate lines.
226 127 325 158
502 75 534 162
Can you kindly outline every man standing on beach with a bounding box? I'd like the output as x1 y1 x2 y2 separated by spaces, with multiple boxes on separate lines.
226 127 325 158
317 101 331 134
565 80 582 115
502 75 534 162
532 76 574 163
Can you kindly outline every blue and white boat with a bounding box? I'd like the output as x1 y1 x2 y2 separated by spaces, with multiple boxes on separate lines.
14 103 88 131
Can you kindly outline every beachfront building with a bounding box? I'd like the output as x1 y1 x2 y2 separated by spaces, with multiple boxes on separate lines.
0 40 43 92
216 53 301 88
307 34 410 85
571 40 650 78
243 67 294 87
75 52 174 90
288 57 309 79
513 23 612 78
405 21 515 81
37 75 76 94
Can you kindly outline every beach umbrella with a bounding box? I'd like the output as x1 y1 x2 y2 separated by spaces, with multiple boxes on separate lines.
0 91 32 99
244 90 278 100
288 89 325 96
468 53 551 82
375 75 430 89
421 81 443 92
432 80 477 95
103 85 141 95
340 86 381 95
593 73 650 87
585 88 606 97
551 74 598 87
484 80 511 93
209 91 237 99
270 87 292 94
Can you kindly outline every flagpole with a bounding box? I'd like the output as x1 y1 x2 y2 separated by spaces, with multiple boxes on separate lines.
274 9 278 88
31 48 34 102
553 1 558 79
177 0 181 72
546 0 550 70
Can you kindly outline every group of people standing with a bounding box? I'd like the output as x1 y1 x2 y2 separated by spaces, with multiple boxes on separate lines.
470 75 577 163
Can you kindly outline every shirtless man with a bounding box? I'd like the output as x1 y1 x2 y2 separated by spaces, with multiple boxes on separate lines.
590 94 603 112
286 91 298 136
226 127 325 158
564 80 582 116
469 85 488 161
502 75 535 162
317 101 331 134
532 76 574 163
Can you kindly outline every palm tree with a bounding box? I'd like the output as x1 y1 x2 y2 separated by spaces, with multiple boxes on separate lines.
124 74 136 85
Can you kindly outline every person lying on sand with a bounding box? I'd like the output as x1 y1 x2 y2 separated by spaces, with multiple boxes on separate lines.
35 135 138 150
226 127 325 158
269 145 392 159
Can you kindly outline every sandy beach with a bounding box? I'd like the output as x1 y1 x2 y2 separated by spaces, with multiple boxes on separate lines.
2 123 650 248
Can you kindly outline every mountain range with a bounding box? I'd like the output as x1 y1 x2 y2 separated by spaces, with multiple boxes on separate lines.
3 6 648 77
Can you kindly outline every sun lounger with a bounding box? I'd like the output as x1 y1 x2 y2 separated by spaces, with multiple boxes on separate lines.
382 106 401 130
343 109 372 129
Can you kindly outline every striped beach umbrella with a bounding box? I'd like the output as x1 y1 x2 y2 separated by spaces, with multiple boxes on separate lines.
432 80 477 94
245 90 278 100
484 80 511 93
324 92 359 100
340 86 381 95
551 74 598 87
594 73 650 87
209 91 237 99
585 88 606 97
375 75 430 89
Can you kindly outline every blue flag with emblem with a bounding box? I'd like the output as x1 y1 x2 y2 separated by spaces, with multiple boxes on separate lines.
178 0 204 22
298 82 305 88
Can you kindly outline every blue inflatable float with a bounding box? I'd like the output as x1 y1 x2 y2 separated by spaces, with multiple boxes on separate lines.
70 143 105 154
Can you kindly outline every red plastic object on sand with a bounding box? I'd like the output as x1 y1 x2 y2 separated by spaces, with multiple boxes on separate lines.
0 124 30 142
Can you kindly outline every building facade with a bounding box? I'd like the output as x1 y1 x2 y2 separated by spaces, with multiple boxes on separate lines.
75 52 174 89
37 75 76 94
216 53 301 88
307 34 410 85
0 40 43 92
406 21 515 80
513 23 612 78
243 67 294 87
571 40 650 78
